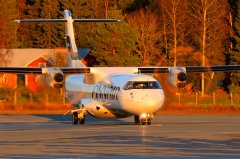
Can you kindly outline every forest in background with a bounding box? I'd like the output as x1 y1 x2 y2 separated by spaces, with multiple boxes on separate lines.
0 0 240 95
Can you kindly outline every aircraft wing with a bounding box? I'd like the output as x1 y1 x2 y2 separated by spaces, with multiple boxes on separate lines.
1 65 240 74
0 67 90 74
138 65 240 73
185 65 240 73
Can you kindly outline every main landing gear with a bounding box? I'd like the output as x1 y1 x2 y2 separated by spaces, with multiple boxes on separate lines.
65 106 87 125
72 112 85 125
134 114 153 125
134 115 140 124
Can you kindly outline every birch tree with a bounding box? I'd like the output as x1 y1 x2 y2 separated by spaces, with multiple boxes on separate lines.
127 9 161 66
156 0 188 66
189 0 228 95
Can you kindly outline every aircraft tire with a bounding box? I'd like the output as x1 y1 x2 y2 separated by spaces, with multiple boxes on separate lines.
79 115 85 125
72 112 78 125
141 119 151 125
141 121 146 125
134 115 140 124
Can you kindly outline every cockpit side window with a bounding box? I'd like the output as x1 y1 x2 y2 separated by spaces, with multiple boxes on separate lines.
124 81 134 90
123 81 162 90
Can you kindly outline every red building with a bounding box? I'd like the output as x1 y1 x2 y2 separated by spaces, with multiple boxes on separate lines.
0 49 55 92
0 48 93 92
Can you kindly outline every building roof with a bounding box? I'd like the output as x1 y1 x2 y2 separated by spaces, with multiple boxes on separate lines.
4 48 91 67
6 49 54 67
78 48 91 59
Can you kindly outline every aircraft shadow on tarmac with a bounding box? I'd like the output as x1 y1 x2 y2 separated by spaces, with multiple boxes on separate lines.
35 114 132 125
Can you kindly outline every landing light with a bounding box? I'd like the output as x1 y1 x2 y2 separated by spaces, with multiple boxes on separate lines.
140 113 147 119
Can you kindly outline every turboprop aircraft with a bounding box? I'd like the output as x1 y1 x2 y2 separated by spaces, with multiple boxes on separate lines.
1 10 240 125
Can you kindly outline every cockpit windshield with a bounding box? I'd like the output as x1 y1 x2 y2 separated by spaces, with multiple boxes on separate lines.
123 81 162 90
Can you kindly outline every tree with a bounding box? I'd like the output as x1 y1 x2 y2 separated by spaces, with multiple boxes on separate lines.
16 0 26 19
15 0 29 48
156 0 188 66
41 0 64 48
189 0 228 95
228 0 240 92
89 19 138 66
75 0 106 18
73 0 139 66
125 0 154 12
0 0 19 48
0 0 17 66
22 0 64 48
117 0 135 11
127 9 162 66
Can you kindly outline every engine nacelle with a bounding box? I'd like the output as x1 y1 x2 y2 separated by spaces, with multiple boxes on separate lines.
168 67 187 88
42 68 64 88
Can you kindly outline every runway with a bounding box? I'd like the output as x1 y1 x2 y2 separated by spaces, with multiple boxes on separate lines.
0 114 240 159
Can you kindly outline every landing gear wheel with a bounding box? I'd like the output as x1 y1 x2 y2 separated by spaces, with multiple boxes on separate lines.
134 115 140 124
72 112 78 125
79 115 85 125
140 119 151 125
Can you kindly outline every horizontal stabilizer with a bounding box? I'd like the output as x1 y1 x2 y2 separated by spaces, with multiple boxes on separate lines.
14 19 120 23
73 19 120 22
14 19 67 23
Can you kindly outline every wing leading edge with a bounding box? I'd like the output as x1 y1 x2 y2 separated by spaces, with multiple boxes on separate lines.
0 67 90 74
186 65 240 73
0 65 239 74
138 65 240 74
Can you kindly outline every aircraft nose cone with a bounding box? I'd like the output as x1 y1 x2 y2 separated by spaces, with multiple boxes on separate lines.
137 91 162 107
135 90 164 113
120 89 165 115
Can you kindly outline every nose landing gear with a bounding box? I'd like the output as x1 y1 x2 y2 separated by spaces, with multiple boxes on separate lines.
135 114 153 125
141 118 151 125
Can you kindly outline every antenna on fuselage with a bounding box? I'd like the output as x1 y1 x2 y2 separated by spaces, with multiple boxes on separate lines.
15 9 120 67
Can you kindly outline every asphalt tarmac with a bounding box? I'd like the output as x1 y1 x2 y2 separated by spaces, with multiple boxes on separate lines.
0 114 240 159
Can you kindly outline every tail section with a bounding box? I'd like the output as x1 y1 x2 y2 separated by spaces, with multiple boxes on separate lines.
15 9 120 68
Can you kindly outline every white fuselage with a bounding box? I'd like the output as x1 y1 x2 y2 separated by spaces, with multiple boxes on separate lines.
65 67 165 119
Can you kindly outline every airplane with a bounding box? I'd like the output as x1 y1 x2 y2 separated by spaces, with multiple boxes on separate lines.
1 9 240 125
